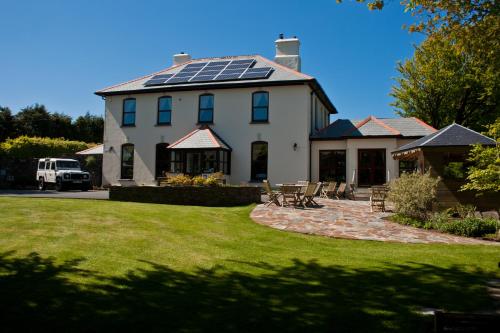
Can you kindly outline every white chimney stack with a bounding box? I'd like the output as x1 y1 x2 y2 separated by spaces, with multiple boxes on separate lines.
173 52 192 66
274 34 301 72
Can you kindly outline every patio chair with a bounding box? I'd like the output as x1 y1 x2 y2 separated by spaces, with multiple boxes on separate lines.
370 185 387 212
347 183 357 200
280 185 300 207
298 183 318 208
320 182 337 199
297 180 309 196
334 182 347 199
263 180 281 207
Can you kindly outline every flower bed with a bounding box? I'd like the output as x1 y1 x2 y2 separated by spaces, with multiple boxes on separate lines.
109 185 261 207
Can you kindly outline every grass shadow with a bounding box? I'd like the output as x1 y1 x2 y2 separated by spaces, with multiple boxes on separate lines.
0 252 496 332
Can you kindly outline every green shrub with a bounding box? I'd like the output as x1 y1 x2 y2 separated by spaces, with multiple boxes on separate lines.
0 136 90 159
453 204 476 219
387 172 440 220
436 217 498 237
390 214 425 228
427 211 451 229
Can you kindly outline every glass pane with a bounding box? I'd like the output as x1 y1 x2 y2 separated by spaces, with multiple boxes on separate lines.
123 113 135 125
122 145 134 163
158 111 171 124
253 92 268 107
253 107 268 121
199 110 213 123
159 97 171 111
124 99 136 113
200 95 214 109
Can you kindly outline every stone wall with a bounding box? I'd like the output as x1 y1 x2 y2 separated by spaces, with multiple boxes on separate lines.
109 185 261 207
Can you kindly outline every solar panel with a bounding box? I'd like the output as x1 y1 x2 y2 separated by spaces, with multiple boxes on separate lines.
143 59 273 86
200 65 225 71
205 61 230 67
184 62 207 69
166 77 192 84
240 67 273 79
152 74 174 79
144 74 174 86
190 74 218 82
231 59 256 65
215 73 243 81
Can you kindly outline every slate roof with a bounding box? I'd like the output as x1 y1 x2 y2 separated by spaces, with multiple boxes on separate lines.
310 116 436 140
168 127 231 150
95 55 336 113
392 123 497 154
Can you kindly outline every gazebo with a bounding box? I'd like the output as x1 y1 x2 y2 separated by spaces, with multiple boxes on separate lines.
392 123 498 209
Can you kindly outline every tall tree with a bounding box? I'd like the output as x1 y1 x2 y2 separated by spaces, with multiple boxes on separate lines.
0 106 17 142
390 34 498 130
50 112 73 139
73 112 104 143
14 104 52 138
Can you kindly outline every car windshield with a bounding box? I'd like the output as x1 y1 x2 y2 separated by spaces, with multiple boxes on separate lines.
56 161 81 169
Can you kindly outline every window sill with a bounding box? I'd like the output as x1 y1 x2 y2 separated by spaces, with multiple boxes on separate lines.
250 121 269 124
196 122 214 125
121 124 136 128
155 123 171 127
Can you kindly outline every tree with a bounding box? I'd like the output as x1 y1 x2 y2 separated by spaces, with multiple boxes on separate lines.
0 106 16 142
390 34 498 130
73 112 104 143
461 118 500 193
14 104 53 138
50 112 73 140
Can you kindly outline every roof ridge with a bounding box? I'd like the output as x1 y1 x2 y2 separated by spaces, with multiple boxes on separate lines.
411 117 437 132
452 122 497 142
420 123 453 146
371 116 401 135
340 116 372 136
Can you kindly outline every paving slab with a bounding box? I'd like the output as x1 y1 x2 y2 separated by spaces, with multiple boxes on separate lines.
251 198 498 245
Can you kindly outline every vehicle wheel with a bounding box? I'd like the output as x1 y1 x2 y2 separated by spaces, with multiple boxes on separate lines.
55 178 64 192
81 184 89 192
38 177 46 191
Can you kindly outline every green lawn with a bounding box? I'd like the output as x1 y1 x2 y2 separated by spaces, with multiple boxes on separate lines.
0 197 498 332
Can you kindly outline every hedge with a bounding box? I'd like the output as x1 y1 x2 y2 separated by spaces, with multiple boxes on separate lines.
0 136 91 159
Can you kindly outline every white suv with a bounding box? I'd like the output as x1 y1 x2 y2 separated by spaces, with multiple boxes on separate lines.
36 158 91 191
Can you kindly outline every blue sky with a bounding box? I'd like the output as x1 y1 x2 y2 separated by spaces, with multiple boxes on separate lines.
0 0 423 121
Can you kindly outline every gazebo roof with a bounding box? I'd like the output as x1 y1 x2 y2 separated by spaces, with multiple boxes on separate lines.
392 123 496 159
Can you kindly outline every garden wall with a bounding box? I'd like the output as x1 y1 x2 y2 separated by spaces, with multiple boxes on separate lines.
109 185 262 207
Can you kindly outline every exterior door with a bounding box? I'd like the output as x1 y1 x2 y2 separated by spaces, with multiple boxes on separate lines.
358 149 386 186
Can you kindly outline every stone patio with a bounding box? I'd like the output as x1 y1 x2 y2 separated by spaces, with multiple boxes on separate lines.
251 198 498 245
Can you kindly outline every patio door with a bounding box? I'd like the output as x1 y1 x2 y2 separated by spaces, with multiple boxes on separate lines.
358 149 386 186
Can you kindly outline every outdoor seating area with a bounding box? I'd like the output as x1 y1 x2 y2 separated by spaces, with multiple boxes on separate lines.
263 180 363 208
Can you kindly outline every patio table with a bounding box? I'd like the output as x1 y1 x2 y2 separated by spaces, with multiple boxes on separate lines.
276 184 304 207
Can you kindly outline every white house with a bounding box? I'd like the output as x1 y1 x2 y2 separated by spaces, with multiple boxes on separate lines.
95 36 435 187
